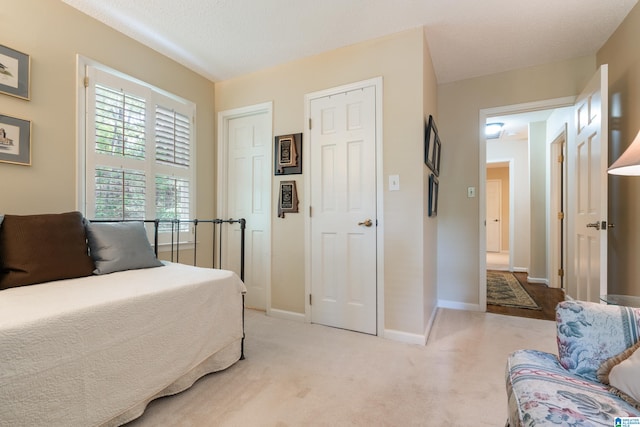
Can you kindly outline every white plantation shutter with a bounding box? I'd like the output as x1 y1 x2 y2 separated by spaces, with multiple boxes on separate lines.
83 64 195 237
94 167 146 220
156 175 190 232
95 85 146 159
156 106 190 167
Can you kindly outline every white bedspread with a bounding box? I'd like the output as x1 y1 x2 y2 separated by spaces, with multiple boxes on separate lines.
0 262 246 427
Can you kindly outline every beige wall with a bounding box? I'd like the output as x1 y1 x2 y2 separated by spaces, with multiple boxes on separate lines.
529 121 547 280
598 2 640 296
438 56 595 306
422 29 439 330
215 28 438 335
486 167 509 250
1 1 216 261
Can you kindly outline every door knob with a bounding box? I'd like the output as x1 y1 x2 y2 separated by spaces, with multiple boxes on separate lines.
586 221 601 230
358 219 373 227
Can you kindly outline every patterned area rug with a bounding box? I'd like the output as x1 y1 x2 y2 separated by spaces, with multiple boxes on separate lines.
487 271 541 310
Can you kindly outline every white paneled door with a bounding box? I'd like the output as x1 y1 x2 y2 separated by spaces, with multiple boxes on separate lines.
309 85 377 335
486 179 502 253
569 65 608 302
223 107 271 310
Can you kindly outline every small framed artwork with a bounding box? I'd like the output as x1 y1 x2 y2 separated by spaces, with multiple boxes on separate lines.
277 180 299 218
0 114 31 166
0 45 30 100
428 173 439 217
274 133 302 175
424 115 441 176
431 133 441 176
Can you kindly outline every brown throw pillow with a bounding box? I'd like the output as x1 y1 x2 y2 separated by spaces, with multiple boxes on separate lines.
0 211 95 289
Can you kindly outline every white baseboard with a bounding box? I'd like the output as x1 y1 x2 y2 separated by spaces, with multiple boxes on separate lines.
383 328 425 345
268 308 305 322
438 299 483 312
527 276 549 285
268 307 435 346
513 267 528 273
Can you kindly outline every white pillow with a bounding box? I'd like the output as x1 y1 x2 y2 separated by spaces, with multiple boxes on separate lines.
609 345 640 405
86 221 163 275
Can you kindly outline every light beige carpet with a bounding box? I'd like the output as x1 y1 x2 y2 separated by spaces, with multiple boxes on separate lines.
125 308 557 426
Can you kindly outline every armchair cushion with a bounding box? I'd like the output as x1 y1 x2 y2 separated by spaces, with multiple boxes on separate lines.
556 300 640 382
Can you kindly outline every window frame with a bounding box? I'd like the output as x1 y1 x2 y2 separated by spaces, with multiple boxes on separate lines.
76 56 197 244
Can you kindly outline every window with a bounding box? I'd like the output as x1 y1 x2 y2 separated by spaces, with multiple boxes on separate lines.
81 62 196 238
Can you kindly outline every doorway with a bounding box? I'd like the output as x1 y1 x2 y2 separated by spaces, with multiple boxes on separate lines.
479 97 575 310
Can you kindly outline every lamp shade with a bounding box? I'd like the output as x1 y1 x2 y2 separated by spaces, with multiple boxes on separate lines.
608 130 640 176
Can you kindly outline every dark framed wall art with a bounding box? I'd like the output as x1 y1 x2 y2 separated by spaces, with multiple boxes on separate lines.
0 45 30 100
424 115 441 176
428 173 439 217
274 133 302 175
277 180 299 218
0 114 31 166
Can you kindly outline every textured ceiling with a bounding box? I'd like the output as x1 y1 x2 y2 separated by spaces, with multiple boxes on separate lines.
61 0 638 83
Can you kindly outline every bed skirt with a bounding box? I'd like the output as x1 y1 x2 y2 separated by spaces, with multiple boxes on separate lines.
105 338 242 426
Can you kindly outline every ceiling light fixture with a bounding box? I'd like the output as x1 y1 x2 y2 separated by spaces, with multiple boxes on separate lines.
485 122 504 139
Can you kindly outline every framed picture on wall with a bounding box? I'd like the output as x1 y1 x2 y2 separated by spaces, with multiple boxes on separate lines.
428 173 439 217
274 133 302 175
0 114 31 166
425 115 441 175
431 132 441 176
277 180 299 218
0 45 30 100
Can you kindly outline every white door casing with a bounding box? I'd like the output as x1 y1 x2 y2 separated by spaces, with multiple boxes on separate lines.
549 128 567 289
486 179 502 253
568 65 608 302
217 103 272 311
305 80 381 335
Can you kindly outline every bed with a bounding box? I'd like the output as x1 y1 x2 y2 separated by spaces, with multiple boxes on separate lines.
0 212 246 427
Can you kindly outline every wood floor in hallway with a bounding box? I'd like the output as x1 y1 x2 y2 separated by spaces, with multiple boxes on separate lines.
486 271 565 321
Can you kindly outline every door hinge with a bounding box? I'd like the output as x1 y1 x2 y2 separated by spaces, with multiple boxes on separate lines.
83 76 89 88
558 212 564 220
558 268 564 277
309 294 312 306
309 118 312 130
309 206 312 217
558 154 564 163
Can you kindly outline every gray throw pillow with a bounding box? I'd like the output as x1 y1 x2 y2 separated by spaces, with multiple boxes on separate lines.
86 221 163 275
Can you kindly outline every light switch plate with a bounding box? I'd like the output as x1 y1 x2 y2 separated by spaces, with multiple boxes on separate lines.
467 186 476 198
389 174 400 191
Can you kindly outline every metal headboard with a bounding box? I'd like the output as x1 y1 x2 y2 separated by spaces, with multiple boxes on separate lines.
90 218 246 281
89 217 247 359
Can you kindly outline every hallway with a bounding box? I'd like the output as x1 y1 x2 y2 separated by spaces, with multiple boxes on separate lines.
486 251 509 271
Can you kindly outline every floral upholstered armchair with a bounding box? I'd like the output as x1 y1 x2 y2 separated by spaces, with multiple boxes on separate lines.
506 300 640 426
